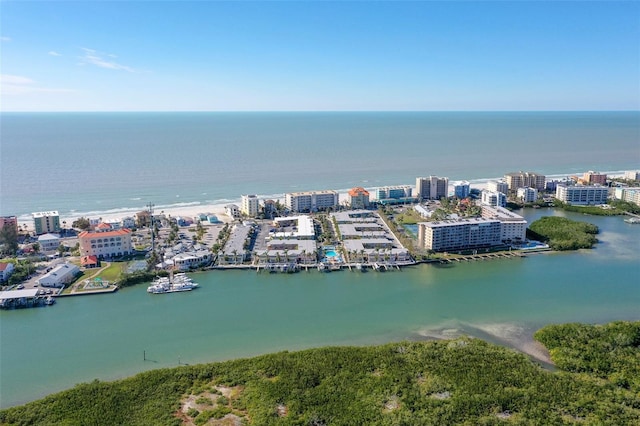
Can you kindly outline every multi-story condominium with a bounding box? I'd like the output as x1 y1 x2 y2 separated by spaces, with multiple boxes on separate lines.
581 171 607 185
78 228 133 259
613 187 640 206
517 187 538 203
241 194 259 217
454 181 470 199
285 190 339 213
624 171 640 181
416 176 449 200
348 187 370 209
504 171 545 193
38 233 61 252
417 218 502 252
486 179 509 195
481 190 507 207
375 186 412 200
0 216 17 232
556 184 609 205
481 205 527 243
32 211 60 235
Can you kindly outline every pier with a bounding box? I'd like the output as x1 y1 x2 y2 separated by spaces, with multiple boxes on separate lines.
0 289 55 309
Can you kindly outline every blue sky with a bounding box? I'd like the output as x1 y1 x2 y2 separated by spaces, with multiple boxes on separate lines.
1 1 638 111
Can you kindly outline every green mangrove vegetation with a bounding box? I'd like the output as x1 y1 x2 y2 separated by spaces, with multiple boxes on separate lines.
527 216 599 251
1 321 639 425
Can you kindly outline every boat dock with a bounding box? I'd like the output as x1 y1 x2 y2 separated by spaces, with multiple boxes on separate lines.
0 288 56 309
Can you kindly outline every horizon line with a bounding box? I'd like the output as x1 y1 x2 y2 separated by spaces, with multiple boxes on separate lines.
2 109 639 114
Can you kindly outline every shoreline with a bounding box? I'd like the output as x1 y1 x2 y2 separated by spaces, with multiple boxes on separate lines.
13 169 628 230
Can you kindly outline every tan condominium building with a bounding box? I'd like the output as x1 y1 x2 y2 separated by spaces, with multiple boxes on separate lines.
417 218 502 252
78 228 133 259
285 190 339 213
241 194 259 217
504 171 546 193
416 176 449 200
348 187 370 209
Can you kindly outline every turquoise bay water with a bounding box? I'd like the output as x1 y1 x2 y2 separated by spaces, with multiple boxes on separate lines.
1 210 638 408
1 111 639 218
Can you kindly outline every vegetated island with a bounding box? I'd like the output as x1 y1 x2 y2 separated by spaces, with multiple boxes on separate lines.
527 216 599 251
1 321 638 425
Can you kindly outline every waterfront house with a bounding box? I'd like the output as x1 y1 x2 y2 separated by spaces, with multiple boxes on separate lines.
225 204 241 219
0 262 15 282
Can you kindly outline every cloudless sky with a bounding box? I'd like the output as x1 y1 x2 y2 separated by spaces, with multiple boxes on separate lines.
1 1 638 111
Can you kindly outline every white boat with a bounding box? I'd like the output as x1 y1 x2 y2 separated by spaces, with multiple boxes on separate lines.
44 296 55 305
355 263 362 271
624 217 640 224
147 272 198 294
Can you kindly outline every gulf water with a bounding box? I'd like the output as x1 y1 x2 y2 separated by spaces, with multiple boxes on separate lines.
1 111 638 217
1 112 639 408
1 209 639 408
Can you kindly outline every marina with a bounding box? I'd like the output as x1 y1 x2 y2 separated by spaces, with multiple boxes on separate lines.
147 272 199 294
0 288 56 310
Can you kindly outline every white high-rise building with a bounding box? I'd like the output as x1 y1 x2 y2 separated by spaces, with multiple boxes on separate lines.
241 195 259 217
481 190 507 207
487 179 509 195
417 218 502 252
517 187 538 203
556 184 608 205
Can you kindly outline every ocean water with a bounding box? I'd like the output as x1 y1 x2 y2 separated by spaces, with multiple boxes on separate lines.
0 209 638 408
1 111 639 218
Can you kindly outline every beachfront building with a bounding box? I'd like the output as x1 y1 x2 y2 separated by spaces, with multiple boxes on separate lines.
262 200 278 219
581 171 607 185
374 186 415 205
37 263 80 288
78 228 133 259
481 205 527 243
613 187 640 206
417 218 502 252
285 190 339 213
0 262 14 283
454 181 470 199
348 187 370 209
416 176 449 200
481 190 507 208
37 233 61 252
225 204 241 219
624 171 640 181
241 195 259 218
504 172 546 193
0 216 18 232
517 187 538 203
121 217 136 229
555 184 609 205
486 179 509 195
32 211 60 235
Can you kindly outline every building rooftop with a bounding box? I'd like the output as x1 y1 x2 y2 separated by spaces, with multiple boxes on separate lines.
78 228 132 239
348 187 370 197
32 211 59 218
0 289 39 300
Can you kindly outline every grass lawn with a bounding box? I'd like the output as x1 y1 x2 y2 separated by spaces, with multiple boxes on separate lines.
94 262 126 283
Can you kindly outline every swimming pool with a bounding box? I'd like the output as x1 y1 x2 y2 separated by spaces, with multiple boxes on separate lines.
324 250 338 257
